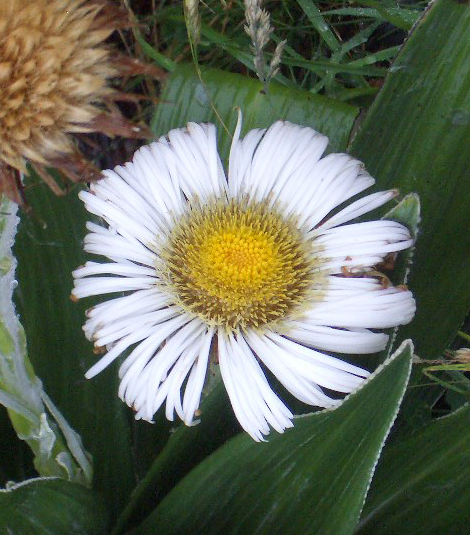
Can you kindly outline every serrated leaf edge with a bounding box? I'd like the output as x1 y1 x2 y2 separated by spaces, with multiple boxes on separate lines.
293 340 413 526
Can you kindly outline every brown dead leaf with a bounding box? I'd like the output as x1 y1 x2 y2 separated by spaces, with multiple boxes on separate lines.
0 161 24 205
112 54 167 81
85 112 151 139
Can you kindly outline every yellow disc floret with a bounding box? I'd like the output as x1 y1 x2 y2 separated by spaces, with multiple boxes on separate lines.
196 226 279 293
160 198 325 330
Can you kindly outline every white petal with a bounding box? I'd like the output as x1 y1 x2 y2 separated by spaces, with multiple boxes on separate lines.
228 118 329 207
118 314 190 380
136 319 205 420
79 191 157 246
182 327 214 424
314 220 413 272
257 331 368 393
85 324 159 379
85 221 108 235
118 314 193 410
73 261 155 279
244 331 340 407
267 331 369 378
228 115 266 198
131 145 184 219
298 155 374 230
233 333 294 430
187 122 227 197
318 190 398 229
164 344 201 422
285 324 388 354
323 275 383 295
165 122 227 201
83 229 156 266
72 276 155 299
92 169 166 234
305 287 416 328
92 307 180 347
83 289 169 341
218 330 267 441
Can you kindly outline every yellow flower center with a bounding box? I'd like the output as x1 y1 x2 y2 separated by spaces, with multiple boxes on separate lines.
160 198 324 330
197 227 279 293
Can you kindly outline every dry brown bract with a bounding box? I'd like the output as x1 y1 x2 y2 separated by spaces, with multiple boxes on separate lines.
0 0 157 202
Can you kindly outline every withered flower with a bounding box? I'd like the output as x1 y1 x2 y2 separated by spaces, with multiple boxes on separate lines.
0 0 157 201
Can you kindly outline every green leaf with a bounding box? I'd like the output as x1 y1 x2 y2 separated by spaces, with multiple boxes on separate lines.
350 0 470 360
0 197 90 484
151 63 359 158
133 341 413 535
349 0 470 434
322 6 420 28
0 477 108 535
356 403 470 534
14 179 136 513
134 29 176 72
0 405 34 485
296 0 341 52
112 382 238 535
355 0 415 30
382 193 420 288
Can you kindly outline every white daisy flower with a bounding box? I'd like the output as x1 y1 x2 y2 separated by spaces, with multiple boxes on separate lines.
72 113 416 441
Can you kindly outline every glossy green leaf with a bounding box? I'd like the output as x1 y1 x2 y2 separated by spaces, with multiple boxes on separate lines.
0 197 90 484
14 179 135 513
0 478 108 535
151 63 359 157
112 382 238 535
350 0 470 360
356 403 470 535
349 0 470 436
133 341 412 535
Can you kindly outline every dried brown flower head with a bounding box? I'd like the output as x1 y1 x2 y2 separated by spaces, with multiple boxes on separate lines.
0 0 159 201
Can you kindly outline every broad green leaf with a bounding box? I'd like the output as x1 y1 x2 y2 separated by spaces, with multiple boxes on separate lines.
132 341 413 535
14 179 135 514
349 0 470 434
0 477 108 535
112 382 238 535
151 63 359 158
350 0 470 360
356 403 470 534
0 197 90 484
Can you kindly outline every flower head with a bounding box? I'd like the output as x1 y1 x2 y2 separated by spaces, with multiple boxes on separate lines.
72 114 416 440
0 0 115 170
0 0 151 200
